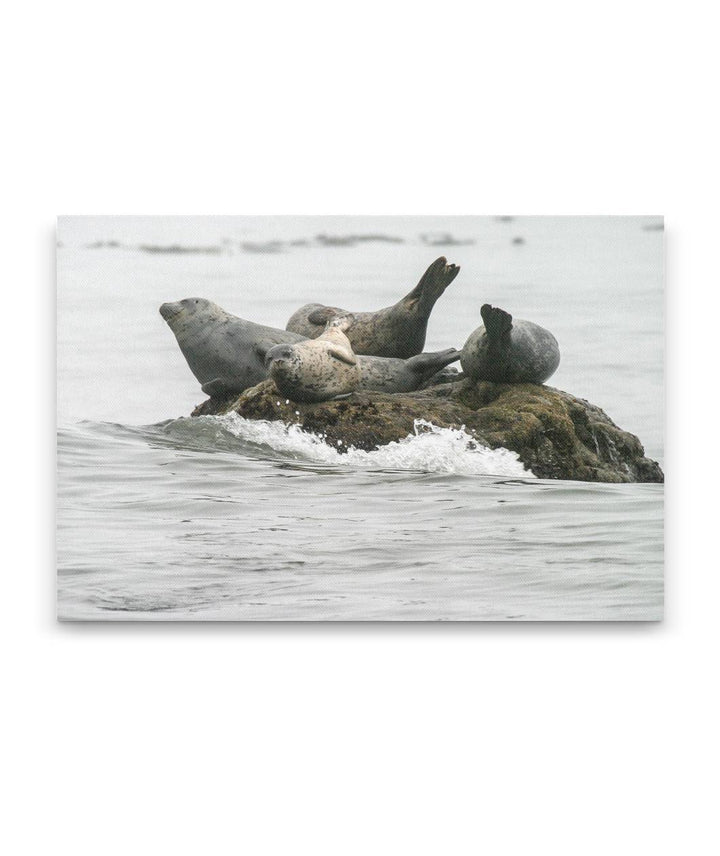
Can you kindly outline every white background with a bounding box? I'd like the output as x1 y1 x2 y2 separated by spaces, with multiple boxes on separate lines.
3 1 718 853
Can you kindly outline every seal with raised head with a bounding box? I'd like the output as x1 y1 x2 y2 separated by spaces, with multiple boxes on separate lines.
160 298 463 399
264 317 361 403
460 304 560 384
159 297 306 398
285 256 460 358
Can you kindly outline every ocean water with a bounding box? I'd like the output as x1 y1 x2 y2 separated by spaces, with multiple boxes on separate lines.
56 216 664 620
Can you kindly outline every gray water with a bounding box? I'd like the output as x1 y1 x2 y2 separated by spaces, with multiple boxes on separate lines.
56 216 664 620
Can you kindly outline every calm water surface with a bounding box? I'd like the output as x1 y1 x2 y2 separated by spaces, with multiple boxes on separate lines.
56 216 664 620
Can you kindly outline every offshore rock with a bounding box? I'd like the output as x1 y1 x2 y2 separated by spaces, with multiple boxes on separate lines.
191 379 664 484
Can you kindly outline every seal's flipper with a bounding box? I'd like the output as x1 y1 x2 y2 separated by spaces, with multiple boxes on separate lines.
404 257 461 308
308 306 347 327
201 378 229 397
480 305 513 344
406 348 461 380
327 345 358 366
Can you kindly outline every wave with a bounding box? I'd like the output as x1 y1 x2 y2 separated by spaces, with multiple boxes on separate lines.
209 414 534 477
61 416 533 478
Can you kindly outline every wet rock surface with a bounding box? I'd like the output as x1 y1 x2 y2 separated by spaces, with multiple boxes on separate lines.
191 379 664 483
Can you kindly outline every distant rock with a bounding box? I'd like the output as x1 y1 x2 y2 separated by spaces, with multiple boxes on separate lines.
350 234 405 244
314 233 405 247
420 232 475 247
138 244 224 255
314 234 357 247
240 241 285 254
192 378 663 483
85 240 123 249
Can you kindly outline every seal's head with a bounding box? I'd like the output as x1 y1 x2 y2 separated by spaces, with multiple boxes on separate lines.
265 343 304 389
264 343 299 370
159 298 217 329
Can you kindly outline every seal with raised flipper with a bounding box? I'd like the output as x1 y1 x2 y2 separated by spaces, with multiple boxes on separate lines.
460 304 560 384
160 298 463 399
285 256 460 358
264 317 361 403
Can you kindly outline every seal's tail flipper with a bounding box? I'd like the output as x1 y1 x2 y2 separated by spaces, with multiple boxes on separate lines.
406 347 461 381
404 257 461 307
431 347 462 368
480 304 513 344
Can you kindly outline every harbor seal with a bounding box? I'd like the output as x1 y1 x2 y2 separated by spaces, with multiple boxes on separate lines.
159 298 306 398
285 256 460 358
358 348 461 393
160 298 463 399
264 317 361 403
460 304 560 384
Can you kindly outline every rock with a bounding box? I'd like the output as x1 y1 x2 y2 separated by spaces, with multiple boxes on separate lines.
191 379 664 484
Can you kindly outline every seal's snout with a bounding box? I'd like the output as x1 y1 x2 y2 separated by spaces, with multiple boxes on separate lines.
159 301 181 321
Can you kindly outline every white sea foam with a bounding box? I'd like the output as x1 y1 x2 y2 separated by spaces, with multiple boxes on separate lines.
213 414 533 477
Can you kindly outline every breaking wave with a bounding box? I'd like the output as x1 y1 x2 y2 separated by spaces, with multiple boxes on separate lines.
209 414 533 477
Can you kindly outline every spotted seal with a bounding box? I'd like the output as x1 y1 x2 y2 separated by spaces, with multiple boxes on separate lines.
266 343 461 399
460 304 560 384
160 298 463 399
285 256 460 358
265 317 361 403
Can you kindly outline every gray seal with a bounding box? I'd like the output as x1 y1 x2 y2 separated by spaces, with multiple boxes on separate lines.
357 348 461 393
160 298 463 399
285 256 460 358
265 317 361 403
159 298 306 398
460 304 560 384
